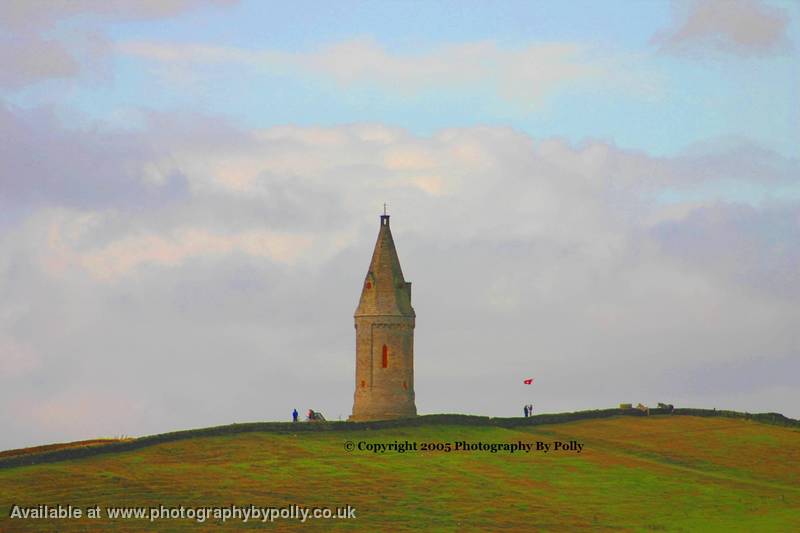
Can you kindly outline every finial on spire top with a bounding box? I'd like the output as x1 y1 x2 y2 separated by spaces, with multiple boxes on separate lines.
380 203 390 226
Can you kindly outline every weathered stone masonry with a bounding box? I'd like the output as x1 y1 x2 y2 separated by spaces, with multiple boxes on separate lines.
350 214 417 421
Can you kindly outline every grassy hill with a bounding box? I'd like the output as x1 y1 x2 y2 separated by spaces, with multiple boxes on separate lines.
1 410 799 531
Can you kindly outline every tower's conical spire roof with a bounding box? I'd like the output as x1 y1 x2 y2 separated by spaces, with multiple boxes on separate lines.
355 214 414 317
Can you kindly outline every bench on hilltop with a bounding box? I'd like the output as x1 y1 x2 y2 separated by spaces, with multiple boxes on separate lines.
307 410 326 422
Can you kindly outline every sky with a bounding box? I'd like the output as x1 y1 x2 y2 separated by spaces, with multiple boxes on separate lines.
0 0 798 450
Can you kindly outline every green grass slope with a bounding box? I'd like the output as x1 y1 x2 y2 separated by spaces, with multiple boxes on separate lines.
1 413 799 531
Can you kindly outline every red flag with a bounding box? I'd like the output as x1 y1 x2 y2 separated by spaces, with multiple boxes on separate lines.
523 378 534 385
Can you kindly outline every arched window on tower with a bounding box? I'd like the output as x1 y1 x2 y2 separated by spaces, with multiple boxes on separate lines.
382 345 388 368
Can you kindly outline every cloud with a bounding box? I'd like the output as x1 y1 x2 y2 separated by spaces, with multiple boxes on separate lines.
0 336 41 378
119 38 640 110
0 0 237 89
0 34 82 88
651 202 800 298
0 108 798 449
0 104 190 212
48 226 315 281
0 1 236 31
26 389 146 439
654 0 791 56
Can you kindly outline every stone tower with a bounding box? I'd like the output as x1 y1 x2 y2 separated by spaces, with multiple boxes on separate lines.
350 213 416 421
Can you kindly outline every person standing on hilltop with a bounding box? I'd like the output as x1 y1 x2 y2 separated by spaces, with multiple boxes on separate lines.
524 405 529 417
292 409 298 422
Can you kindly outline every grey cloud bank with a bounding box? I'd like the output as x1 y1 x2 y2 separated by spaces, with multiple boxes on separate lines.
0 106 797 450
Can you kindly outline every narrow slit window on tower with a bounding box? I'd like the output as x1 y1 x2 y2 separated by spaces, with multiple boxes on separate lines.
382 345 388 368
361 380 366 388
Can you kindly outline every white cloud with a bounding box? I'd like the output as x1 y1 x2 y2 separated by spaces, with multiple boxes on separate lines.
119 38 648 109
45 225 315 281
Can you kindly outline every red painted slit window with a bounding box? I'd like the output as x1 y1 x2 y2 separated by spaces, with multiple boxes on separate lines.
382 345 388 368
365 281 372 289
